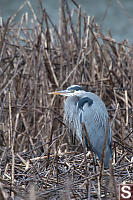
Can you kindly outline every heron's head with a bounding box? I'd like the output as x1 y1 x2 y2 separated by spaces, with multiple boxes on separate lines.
48 85 85 97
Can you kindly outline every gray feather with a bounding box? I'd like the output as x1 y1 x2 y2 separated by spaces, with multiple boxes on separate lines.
64 91 112 169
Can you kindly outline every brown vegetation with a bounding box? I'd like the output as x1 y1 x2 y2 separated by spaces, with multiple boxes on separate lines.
0 0 132 199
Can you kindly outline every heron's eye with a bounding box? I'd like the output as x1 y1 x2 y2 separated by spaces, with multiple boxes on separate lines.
71 90 75 93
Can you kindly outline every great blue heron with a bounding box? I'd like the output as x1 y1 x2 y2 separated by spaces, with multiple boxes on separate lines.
49 85 112 169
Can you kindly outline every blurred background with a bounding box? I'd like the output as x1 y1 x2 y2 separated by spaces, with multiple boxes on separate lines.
0 0 133 42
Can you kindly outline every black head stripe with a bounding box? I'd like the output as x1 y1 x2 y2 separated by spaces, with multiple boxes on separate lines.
67 85 83 91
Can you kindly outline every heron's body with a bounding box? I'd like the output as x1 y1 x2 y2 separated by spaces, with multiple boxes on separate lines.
64 91 112 169
49 85 112 169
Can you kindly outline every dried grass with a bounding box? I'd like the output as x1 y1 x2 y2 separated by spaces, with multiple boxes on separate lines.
0 0 133 199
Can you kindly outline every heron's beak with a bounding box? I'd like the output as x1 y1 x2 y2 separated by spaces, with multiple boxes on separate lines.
48 90 72 96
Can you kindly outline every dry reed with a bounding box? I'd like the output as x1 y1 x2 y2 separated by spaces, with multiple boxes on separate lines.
0 0 133 199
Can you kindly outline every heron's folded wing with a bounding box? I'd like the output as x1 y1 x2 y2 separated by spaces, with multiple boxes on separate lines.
80 102 112 158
